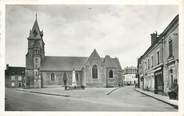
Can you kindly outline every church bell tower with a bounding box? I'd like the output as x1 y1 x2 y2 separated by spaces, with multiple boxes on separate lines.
25 14 45 88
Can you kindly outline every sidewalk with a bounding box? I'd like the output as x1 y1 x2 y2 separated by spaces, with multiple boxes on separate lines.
16 87 116 98
135 88 178 108
16 88 71 97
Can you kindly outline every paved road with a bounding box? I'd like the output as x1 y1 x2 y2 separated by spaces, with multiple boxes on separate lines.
5 86 177 111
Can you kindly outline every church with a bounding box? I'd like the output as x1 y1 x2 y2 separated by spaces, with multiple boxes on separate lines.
25 16 122 88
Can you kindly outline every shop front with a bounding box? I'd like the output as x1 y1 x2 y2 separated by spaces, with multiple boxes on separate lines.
154 67 164 95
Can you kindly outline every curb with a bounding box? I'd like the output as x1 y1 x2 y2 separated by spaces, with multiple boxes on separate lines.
135 88 178 109
106 87 119 95
16 89 70 97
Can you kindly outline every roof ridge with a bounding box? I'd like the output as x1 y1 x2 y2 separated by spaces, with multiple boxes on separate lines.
45 56 88 58
7 66 25 68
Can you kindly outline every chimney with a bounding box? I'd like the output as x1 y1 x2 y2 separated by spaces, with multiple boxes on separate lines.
6 64 9 70
150 32 157 45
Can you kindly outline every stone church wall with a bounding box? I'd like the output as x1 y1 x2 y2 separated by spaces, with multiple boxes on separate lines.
41 71 82 88
84 64 106 87
106 68 119 87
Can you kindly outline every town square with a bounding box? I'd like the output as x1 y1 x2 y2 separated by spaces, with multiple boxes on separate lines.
4 4 178 111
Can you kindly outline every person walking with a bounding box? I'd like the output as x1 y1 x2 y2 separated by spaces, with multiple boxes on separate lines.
63 72 68 90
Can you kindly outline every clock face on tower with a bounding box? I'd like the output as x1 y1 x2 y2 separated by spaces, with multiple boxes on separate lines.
33 30 38 37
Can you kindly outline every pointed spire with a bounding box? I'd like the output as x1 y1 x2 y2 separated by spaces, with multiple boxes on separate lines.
28 13 43 39
32 13 40 31
36 12 37 20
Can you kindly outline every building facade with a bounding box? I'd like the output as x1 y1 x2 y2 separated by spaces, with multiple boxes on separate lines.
25 17 122 88
5 65 25 88
137 15 178 95
162 15 179 94
122 66 137 85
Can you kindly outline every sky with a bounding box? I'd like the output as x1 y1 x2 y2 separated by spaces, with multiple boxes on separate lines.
5 5 178 69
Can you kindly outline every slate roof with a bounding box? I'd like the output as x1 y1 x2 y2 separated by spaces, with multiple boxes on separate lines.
40 55 122 71
104 58 122 70
111 58 122 70
139 14 178 59
103 55 122 70
32 18 40 32
5 66 25 76
28 18 42 39
40 56 88 71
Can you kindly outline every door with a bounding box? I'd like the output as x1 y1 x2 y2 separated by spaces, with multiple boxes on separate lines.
18 82 22 87
154 70 164 94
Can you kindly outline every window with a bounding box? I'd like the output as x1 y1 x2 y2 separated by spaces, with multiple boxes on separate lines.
35 58 39 68
35 71 38 76
109 70 113 78
92 65 98 79
157 51 160 65
151 56 153 67
34 50 40 55
18 76 22 81
11 76 15 80
145 61 147 70
51 73 55 81
35 58 38 63
148 59 150 69
169 40 173 57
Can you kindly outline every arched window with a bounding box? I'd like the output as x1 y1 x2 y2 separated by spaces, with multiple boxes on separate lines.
109 70 113 78
92 65 98 79
51 73 55 81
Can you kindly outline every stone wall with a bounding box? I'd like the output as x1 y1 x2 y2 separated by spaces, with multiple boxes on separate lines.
5 75 24 88
163 23 178 93
106 68 119 87
83 57 106 87
41 71 82 88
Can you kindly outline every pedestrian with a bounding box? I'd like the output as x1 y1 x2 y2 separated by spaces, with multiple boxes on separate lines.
63 72 68 90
